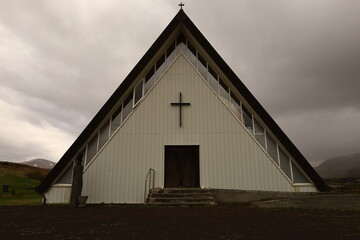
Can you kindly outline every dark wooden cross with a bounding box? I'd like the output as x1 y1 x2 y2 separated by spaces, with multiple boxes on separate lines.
178 2 184 9
171 92 191 127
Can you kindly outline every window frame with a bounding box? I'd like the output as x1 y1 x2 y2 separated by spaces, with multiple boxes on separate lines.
133 79 144 107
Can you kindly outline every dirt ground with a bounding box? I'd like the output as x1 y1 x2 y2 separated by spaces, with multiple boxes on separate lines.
1 204 359 240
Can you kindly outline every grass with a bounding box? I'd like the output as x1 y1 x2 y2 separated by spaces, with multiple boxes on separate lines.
0 162 48 205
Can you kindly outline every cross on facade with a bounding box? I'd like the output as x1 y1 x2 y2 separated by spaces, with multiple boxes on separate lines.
171 92 191 127
178 2 184 9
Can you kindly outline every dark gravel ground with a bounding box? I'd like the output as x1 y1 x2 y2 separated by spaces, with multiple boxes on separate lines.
1 204 359 240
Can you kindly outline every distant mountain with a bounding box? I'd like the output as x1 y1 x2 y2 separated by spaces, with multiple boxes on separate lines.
21 159 55 169
315 152 360 179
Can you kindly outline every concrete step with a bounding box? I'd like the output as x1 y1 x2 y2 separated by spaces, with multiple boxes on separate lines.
146 188 216 206
146 201 217 206
150 188 212 194
148 196 214 203
149 193 212 198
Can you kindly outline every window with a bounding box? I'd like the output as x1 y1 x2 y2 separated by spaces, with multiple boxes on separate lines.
156 54 165 70
167 41 175 57
155 53 166 79
279 147 292 179
186 41 197 67
99 121 110 150
111 104 122 135
292 163 311 183
219 78 229 103
254 119 266 149
176 33 186 45
166 41 176 66
187 41 196 56
242 105 253 133
122 93 133 120
175 34 186 56
266 134 279 165
145 67 155 93
208 65 218 91
230 91 241 120
86 135 98 165
133 80 143 106
197 53 207 79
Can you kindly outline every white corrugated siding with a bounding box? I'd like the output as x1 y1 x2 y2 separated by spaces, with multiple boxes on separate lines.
45 185 71 204
80 54 314 204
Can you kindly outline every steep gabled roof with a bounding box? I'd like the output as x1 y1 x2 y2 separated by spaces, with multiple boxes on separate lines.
36 10 330 193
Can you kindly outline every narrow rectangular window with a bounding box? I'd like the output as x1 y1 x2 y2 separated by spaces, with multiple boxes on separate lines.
133 80 143 106
266 134 279 165
219 78 229 103
111 104 122 135
99 121 110 150
230 91 241 120
166 41 176 66
242 105 253 133
155 53 166 79
254 118 266 149
167 41 175 57
145 67 155 93
122 93 133 120
208 65 218 91
208 65 217 79
187 41 196 56
186 41 197 67
156 54 165 70
197 53 207 79
279 147 292 179
86 134 98 165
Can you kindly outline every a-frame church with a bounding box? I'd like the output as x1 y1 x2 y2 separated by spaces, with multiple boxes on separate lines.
36 9 329 204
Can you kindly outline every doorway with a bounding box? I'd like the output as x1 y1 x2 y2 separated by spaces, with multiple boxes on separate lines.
164 146 200 188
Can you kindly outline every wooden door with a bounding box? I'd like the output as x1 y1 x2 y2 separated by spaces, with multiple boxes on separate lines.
164 146 199 188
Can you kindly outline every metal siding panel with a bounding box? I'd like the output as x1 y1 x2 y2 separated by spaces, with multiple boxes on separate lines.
45 186 71 204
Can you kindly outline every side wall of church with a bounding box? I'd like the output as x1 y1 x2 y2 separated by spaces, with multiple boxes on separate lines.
81 55 316 204
44 185 71 204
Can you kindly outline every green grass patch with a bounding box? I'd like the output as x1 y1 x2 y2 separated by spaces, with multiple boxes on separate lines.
0 173 42 205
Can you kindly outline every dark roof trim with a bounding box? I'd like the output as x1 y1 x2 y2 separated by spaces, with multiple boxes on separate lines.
36 9 329 193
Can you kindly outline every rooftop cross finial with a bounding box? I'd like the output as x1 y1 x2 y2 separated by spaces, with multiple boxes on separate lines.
178 2 184 9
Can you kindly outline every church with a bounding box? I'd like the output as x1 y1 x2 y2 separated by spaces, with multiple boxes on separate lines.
36 9 329 204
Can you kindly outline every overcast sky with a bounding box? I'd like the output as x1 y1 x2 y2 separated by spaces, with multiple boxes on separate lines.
1 0 359 166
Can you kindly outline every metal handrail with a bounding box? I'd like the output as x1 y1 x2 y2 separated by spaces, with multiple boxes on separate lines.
143 168 155 203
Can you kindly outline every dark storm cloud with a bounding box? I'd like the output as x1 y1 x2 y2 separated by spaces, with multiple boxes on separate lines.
0 0 174 162
0 1 359 165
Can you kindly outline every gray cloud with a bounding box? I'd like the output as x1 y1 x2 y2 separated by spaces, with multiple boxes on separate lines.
0 1 359 166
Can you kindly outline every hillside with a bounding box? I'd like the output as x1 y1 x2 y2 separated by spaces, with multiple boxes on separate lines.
315 152 360 179
0 161 50 205
21 158 55 169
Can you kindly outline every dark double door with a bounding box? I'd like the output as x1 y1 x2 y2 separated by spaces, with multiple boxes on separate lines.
164 146 200 188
